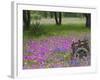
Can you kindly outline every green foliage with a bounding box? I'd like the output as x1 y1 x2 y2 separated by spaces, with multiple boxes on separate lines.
29 14 45 36
31 14 41 20
30 11 84 18
30 22 43 36
62 13 83 18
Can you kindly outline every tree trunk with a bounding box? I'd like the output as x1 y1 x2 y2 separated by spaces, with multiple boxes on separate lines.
23 10 27 29
27 11 30 27
58 12 62 25
23 10 31 30
54 12 62 25
84 14 91 28
54 12 59 25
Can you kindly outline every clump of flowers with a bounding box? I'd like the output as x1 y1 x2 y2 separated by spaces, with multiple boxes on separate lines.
23 36 90 69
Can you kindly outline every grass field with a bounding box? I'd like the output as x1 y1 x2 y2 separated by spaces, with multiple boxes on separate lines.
40 17 85 24
24 23 90 40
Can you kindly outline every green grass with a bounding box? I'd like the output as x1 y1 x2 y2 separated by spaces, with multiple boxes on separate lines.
23 23 90 40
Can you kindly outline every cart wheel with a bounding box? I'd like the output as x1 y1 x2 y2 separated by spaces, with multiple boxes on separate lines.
75 48 88 59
